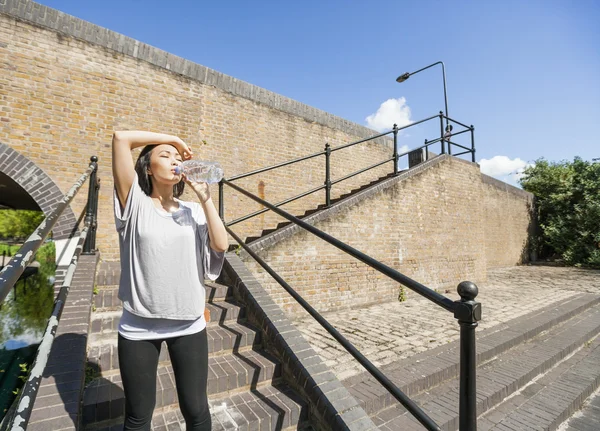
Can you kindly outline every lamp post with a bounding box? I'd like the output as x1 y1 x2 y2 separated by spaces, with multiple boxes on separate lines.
396 61 451 152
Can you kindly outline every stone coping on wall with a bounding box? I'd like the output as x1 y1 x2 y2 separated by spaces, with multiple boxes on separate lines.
0 0 392 148
223 254 378 430
481 172 534 200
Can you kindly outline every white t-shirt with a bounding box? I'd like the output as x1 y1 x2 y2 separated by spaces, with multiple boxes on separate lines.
114 174 224 340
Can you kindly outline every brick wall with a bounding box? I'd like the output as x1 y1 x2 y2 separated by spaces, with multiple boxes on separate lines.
242 156 533 317
0 1 534 309
0 1 393 260
481 174 534 268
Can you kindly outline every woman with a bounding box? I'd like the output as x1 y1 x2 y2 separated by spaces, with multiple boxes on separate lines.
112 131 228 430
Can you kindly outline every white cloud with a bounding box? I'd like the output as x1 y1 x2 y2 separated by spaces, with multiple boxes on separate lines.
398 144 409 154
365 98 412 132
479 155 532 186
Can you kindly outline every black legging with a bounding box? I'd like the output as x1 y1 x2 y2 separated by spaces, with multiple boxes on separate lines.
118 329 211 430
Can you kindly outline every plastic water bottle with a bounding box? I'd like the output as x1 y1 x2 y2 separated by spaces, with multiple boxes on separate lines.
174 161 224 184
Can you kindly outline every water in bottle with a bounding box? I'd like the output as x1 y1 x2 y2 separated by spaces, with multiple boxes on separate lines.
174 160 224 184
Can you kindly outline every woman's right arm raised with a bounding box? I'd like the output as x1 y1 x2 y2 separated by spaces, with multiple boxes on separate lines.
112 131 192 209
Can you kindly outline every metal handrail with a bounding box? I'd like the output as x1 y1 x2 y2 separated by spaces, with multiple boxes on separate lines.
2 156 100 430
448 141 473 152
219 112 476 226
330 129 394 152
330 157 393 186
223 180 481 429
8 224 90 430
227 184 325 227
224 179 455 311
228 150 325 181
445 115 472 130
225 225 441 431
0 157 98 301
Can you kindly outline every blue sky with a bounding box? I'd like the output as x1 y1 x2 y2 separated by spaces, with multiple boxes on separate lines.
36 0 600 185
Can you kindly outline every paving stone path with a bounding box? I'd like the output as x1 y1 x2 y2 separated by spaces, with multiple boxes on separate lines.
293 265 600 381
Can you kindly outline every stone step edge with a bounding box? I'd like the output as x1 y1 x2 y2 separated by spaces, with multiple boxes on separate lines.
346 293 600 415
89 302 247 337
373 324 600 430
82 349 283 420
209 383 309 431
83 376 287 428
82 382 308 431
87 326 262 377
416 305 600 429
87 320 251 347
487 335 600 431
92 284 234 311
88 315 250 339
556 377 600 431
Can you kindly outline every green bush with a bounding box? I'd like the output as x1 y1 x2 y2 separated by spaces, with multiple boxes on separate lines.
520 157 600 268
0 210 45 240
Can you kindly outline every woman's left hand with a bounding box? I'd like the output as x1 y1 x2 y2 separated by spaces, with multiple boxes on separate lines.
185 177 211 203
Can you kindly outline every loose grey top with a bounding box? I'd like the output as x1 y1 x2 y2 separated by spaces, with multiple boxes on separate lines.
114 174 224 320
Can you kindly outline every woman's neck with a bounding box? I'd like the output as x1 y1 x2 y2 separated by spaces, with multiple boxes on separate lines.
150 184 178 212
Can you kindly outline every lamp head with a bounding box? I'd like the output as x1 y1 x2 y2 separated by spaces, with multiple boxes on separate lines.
396 72 410 83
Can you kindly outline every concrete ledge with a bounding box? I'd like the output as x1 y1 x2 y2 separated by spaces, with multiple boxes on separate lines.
481 173 533 200
222 253 378 431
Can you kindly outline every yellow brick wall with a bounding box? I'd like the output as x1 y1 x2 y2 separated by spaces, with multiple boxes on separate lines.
1 13 533 310
243 157 532 317
482 177 534 268
0 15 392 260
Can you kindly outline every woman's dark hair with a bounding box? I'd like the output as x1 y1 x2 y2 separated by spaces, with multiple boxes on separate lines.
134 144 185 197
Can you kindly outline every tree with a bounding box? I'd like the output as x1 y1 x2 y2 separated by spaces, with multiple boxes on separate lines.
0 210 45 240
519 157 600 268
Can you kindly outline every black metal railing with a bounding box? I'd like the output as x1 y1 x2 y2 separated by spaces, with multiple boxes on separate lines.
221 174 481 430
0 156 100 429
219 112 475 226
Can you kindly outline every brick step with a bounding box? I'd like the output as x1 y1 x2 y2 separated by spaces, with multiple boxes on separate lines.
560 385 600 431
86 382 309 431
88 321 262 376
93 281 232 311
370 304 600 430
480 335 600 430
82 348 282 426
89 300 246 343
344 293 600 417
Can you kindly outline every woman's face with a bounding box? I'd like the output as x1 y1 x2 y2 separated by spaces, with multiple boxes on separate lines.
148 144 183 184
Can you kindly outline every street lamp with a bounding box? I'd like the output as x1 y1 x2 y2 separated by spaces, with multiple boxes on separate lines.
396 61 451 146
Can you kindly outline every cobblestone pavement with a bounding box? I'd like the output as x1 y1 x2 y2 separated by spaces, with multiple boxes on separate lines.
292 265 600 381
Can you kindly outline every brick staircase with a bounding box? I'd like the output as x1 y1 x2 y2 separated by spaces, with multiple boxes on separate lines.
243 171 399 244
82 262 310 430
341 293 600 430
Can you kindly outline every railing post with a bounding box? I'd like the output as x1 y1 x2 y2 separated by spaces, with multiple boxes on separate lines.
83 156 98 255
324 143 331 208
470 125 476 163
392 124 399 175
424 139 429 161
439 112 445 154
454 281 481 431
90 177 100 251
218 181 224 220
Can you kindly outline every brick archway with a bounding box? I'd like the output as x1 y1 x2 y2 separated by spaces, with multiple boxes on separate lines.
0 143 78 240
